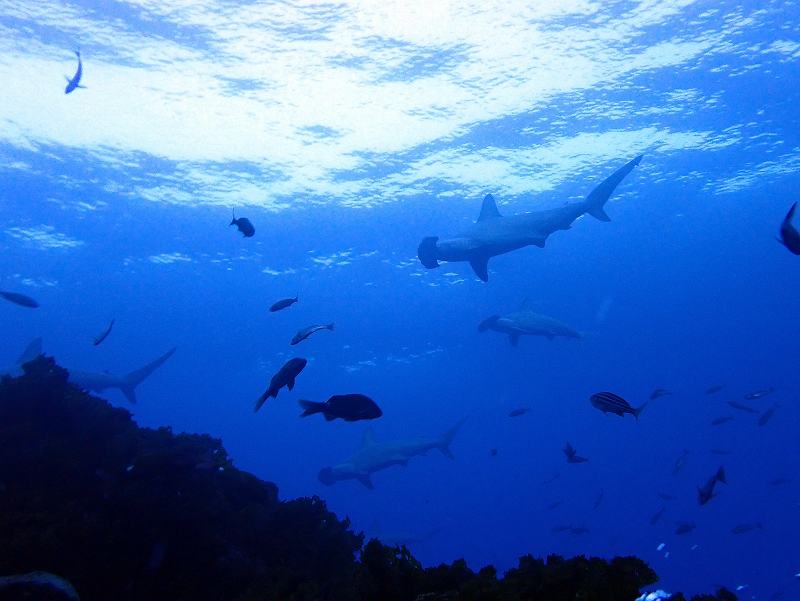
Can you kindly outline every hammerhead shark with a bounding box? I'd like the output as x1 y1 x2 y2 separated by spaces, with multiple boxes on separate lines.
317 419 465 489
478 301 581 346
418 155 643 281
1 339 175 404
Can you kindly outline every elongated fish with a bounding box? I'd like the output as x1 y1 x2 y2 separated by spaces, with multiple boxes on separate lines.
590 392 646 419
758 404 779 427
93 319 115 346
269 295 298 312
727 400 757 414
744 387 775 400
64 50 85 94
697 466 726 505
291 323 334 345
0 290 39 308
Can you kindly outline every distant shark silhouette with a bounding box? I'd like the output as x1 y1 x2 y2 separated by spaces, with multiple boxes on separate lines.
64 50 85 94
318 420 465 489
418 155 643 281
479 301 581 346
1 339 175 404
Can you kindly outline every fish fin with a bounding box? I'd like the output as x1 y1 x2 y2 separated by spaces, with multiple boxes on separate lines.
298 399 325 417
287 376 296 391
633 402 648 420
784 202 797 225
254 392 269 412
716 466 727 484
361 428 376 448
417 237 440 269
469 256 489 282
437 418 465 459
16 338 43 365
120 348 176 404
477 194 502 221
357 474 374 489
64 75 71 83
478 315 500 332
327 322 335 331
584 154 642 221
509 333 519 347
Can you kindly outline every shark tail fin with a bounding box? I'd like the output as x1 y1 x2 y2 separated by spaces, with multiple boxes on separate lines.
254 390 274 412
299 399 326 418
584 154 643 222
437 418 466 459
119 347 176 404
417 237 440 269
16 338 43 365
633 402 647 420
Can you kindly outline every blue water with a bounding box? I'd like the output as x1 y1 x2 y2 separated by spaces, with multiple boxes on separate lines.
1 1 799 598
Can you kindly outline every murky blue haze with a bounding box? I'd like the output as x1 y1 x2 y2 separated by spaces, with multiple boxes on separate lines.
1 0 799 598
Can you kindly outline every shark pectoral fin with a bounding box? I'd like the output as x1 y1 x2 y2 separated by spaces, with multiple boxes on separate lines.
509 333 520 347
477 194 502 221
65 75 71 83
469 256 489 282
357 474 374 489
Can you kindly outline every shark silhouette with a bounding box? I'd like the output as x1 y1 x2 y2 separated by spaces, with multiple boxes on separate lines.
418 155 642 281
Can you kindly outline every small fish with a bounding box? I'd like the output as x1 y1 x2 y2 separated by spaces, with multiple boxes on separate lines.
650 506 666 525
593 489 604 510
269 295 298 312
254 357 307 411
0 290 39 308
489 448 498 457
705 385 724 395
674 521 696 535
744 387 775 400
230 209 255 237
778 202 800 254
93 319 115 346
291 323 334 345
508 407 530 417
299 393 382 422
731 522 763 535
650 388 672 400
563 442 588 464
64 50 85 94
590 391 646 419
727 400 758 414
710 448 732 456
710 415 734 426
758 403 779 427
697 466 726 505
544 500 562 511
672 449 689 476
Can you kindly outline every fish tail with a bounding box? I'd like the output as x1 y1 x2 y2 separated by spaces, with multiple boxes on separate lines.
254 389 273 412
437 418 466 459
327 322 335 331
298 399 325 417
584 154 643 222
633 402 648 420
120 347 176 404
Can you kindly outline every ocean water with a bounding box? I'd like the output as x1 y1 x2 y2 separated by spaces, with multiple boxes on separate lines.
1 0 799 598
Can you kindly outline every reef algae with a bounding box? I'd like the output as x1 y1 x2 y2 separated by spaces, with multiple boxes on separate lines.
0 356 734 601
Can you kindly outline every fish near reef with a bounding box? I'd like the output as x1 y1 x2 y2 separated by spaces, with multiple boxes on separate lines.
291 323 334 345
418 155 643 281
230 209 255 237
298 393 382 422
254 357 307 411
0 290 39 308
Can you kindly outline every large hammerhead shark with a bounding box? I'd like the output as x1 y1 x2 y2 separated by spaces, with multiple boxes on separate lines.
417 155 643 281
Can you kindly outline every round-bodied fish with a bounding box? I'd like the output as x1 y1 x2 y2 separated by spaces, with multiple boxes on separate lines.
298 393 382 422
590 392 646 419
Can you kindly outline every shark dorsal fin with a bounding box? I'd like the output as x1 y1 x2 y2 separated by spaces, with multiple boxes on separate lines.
361 428 376 448
477 194 501 221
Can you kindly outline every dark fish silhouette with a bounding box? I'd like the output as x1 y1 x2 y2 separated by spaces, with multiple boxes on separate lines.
93 319 115 346
675 521 696 535
711 448 732 455
563 442 588 463
489 448 498 457
650 506 666 525
230 209 255 237
650 388 671 400
778 202 800 254
727 400 758 414
593 489 604 510
710 416 734 426
508 407 530 417
731 522 763 535
744 387 774 400
590 391 646 419
697 466 726 505
758 403 779 426
705 385 724 395
291 323 334 345
64 50 85 94
0 290 39 308
299 393 382 422
254 357 307 411
672 449 689 476
269 296 298 312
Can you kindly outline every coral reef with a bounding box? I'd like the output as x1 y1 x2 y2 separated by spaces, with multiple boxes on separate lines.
0 356 735 601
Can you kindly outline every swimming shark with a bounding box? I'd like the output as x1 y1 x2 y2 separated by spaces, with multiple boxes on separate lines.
1 339 175 404
64 50 85 94
478 302 581 346
318 419 465 489
417 154 643 281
